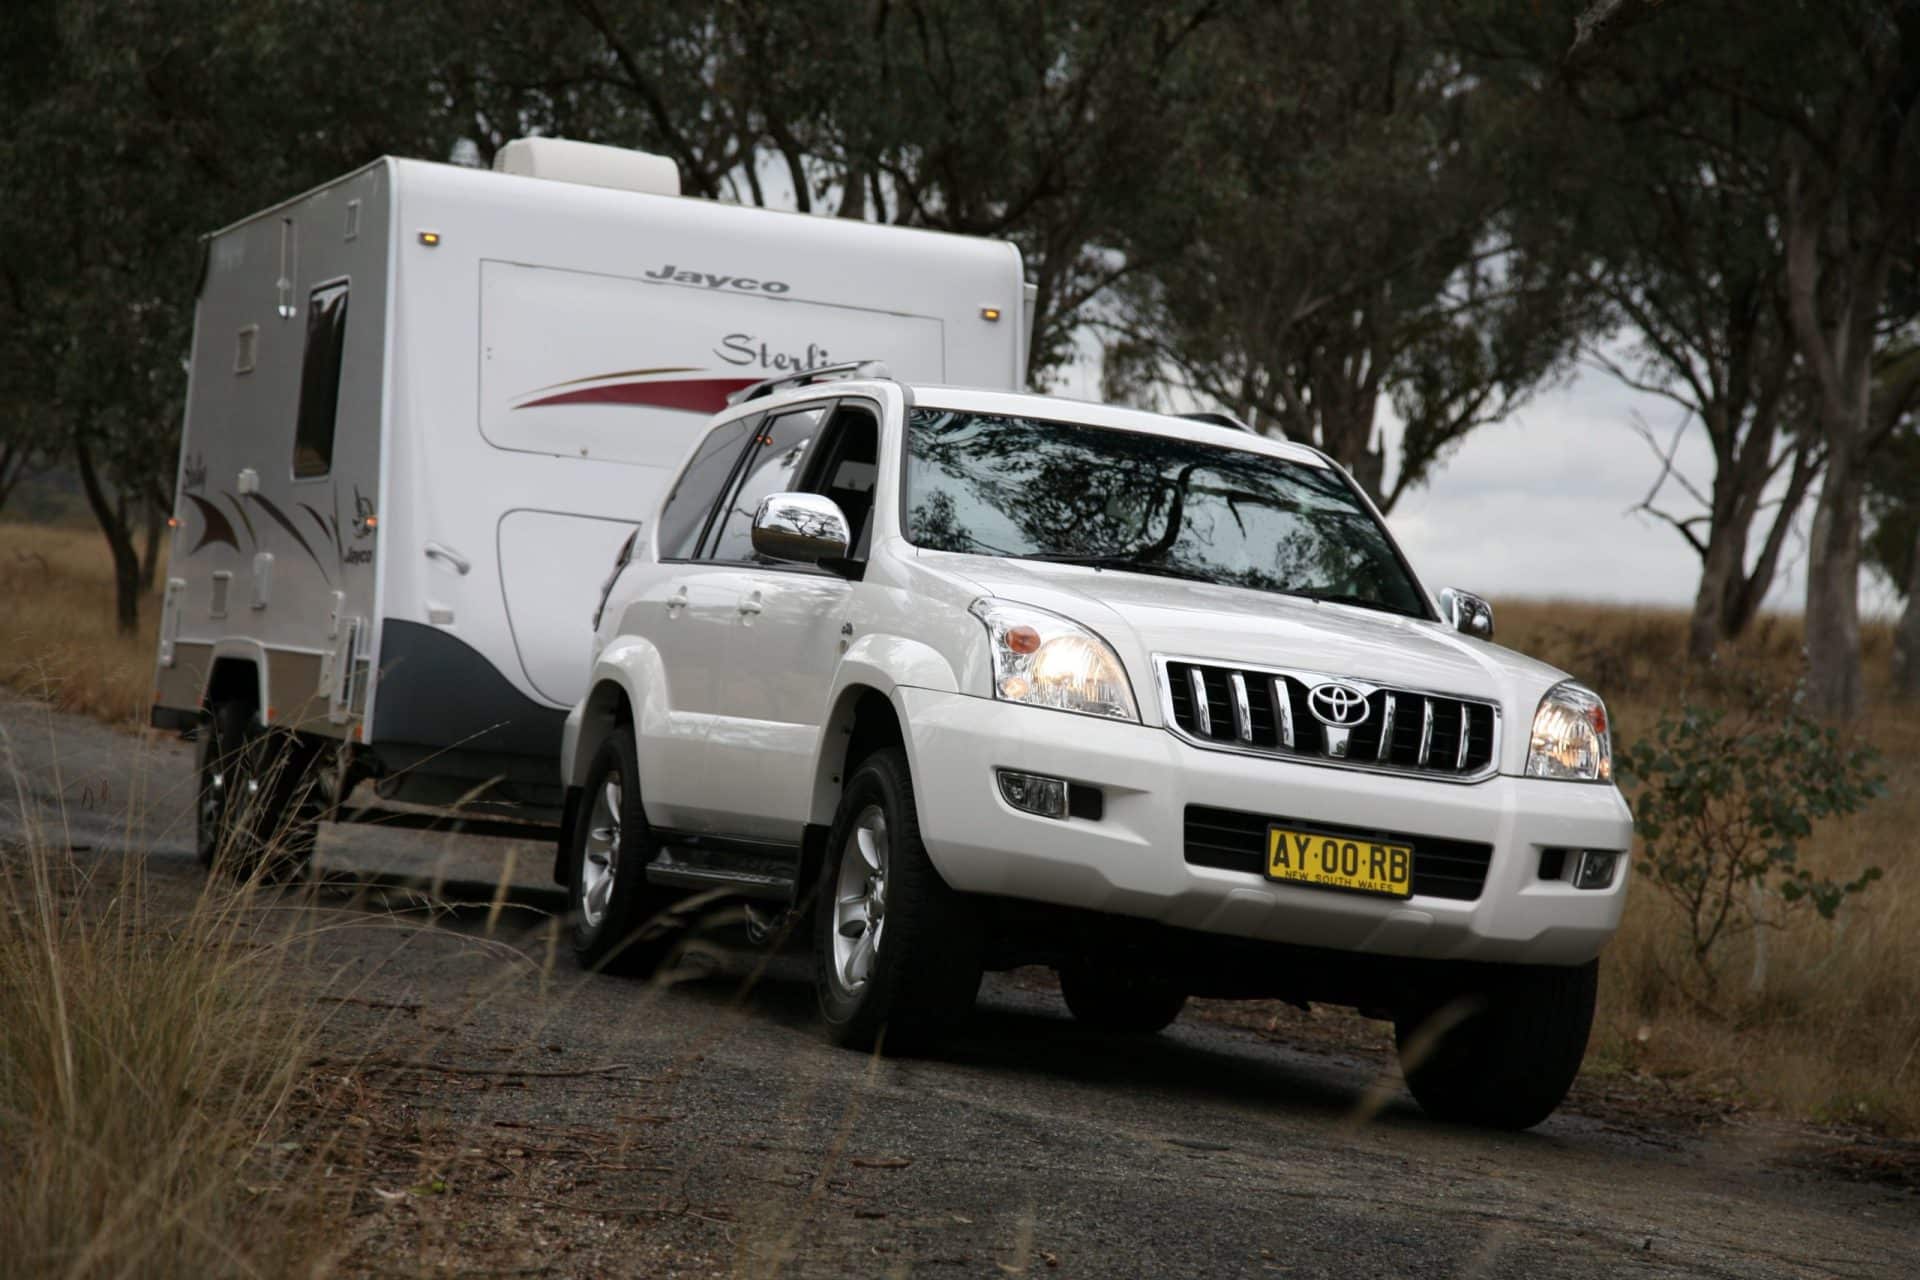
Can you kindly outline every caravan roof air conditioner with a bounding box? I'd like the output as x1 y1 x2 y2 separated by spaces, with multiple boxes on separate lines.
493 137 681 197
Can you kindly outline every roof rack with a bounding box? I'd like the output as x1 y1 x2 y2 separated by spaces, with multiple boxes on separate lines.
727 360 893 405
1178 410 1255 433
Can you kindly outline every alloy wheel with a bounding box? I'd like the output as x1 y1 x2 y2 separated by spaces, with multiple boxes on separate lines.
831 805 889 992
581 773 623 929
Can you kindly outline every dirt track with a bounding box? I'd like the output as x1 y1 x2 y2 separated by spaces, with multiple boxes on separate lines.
3 692 1916 1277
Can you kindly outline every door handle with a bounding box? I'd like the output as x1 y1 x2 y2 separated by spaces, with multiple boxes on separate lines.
424 542 470 575
665 586 688 614
738 591 763 616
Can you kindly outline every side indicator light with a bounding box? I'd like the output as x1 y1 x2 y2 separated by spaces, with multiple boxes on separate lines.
419 231 441 246
981 307 1002 322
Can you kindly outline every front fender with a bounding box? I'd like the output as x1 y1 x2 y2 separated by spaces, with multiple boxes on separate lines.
804 632 964 825
837 631 962 699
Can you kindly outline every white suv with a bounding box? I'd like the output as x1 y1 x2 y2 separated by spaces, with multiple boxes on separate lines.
559 368 1632 1129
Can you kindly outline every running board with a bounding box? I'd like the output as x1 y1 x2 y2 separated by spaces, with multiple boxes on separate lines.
643 837 800 903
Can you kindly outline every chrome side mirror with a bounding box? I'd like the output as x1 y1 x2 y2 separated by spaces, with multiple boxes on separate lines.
1438 587 1494 640
751 492 851 563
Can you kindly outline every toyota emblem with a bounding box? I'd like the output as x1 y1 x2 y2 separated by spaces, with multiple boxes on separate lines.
1307 682 1370 727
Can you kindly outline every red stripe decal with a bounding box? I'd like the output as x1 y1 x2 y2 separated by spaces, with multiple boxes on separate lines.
518 377 760 414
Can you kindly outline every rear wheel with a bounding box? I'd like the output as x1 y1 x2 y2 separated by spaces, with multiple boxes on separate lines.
813 748 982 1052
198 701 316 880
1395 959 1598 1131
1058 961 1188 1034
567 732 678 975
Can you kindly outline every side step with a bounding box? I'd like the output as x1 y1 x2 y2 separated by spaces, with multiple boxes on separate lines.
643 835 800 903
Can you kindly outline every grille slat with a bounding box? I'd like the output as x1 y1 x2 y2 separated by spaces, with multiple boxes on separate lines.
1184 805 1493 902
1160 658 1498 780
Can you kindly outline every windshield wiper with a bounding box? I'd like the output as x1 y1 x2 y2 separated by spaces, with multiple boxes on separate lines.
1290 589 1422 618
1017 551 1215 585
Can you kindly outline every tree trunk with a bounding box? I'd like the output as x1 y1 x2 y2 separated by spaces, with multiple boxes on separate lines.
1689 528 1745 663
1894 523 1920 701
73 436 143 635
1804 443 1865 719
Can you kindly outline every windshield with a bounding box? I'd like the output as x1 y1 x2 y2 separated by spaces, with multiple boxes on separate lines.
903 408 1430 617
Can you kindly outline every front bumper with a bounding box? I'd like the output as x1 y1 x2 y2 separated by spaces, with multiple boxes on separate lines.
900 687 1634 967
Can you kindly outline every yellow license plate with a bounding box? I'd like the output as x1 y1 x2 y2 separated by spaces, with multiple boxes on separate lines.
1266 826 1413 898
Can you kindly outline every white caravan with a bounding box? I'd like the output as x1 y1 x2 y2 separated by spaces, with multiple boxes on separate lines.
151 139 1029 850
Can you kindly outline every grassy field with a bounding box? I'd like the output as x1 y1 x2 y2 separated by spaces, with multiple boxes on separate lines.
2 518 1916 1145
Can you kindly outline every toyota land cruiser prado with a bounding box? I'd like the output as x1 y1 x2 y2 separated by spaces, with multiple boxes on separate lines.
558 366 1632 1130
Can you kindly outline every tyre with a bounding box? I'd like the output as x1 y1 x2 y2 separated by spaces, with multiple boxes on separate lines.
1058 961 1188 1034
567 732 678 975
813 747 982 1052
1394 959 1598 1131
195 701 247 867
199 701 315 880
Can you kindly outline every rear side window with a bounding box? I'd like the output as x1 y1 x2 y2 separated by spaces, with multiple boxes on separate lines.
292 282 350 478
657 417 755 559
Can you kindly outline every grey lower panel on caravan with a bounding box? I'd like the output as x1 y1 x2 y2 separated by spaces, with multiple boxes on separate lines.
366 620 569 807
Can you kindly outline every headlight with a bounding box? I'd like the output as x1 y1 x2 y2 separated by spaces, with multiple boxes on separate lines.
969 599 1138 722
1525 681 1612 782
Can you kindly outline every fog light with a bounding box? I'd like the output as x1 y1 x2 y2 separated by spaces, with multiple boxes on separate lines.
1575 850 1620 890
997 769 1067 819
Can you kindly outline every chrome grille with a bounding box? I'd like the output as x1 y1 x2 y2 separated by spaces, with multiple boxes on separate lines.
1158 656 1499 781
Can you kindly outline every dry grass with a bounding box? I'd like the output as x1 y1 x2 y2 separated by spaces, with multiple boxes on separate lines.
0 521 165 723
0 792 336 1275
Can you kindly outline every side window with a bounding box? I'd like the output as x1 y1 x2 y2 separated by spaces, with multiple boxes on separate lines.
657 417 756 559
706 406 827 562
798 404 881 558
292 281 349 478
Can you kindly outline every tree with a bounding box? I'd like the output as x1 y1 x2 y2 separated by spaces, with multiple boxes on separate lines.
1552 0 1920 713
1865 350 1920 698
1099 1 1588 509
1773 5 1920 717
1546 21 1822 662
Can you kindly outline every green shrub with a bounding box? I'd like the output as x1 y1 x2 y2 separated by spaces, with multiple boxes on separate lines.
1619 691 1885 987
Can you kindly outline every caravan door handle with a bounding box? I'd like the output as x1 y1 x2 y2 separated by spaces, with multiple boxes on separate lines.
737 591 763 617
424 542 470 575
665 586 688 615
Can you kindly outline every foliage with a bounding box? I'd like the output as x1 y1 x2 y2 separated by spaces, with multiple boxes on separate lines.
1619 691 1885 985
1101 0 1592 508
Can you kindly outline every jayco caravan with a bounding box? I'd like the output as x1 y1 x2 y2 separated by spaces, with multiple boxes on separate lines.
151 139 1029 854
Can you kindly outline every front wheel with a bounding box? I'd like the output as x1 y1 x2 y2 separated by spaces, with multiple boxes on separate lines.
567 732 678 975
813 748 982 1052
1394 959 1598 1131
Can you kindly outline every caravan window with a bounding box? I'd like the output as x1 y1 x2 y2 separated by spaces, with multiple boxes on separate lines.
292 281 349 478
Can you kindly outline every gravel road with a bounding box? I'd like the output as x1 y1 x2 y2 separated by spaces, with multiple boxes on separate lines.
2 692 1915 1278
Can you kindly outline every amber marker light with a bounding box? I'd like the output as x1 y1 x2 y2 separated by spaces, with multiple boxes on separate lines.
418 230 441 246
1006 625 1042 655
363 515 378 531
980 306 1002 321
166 516 180 528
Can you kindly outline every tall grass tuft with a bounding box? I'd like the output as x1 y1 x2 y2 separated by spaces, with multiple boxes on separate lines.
0 798 331 1276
